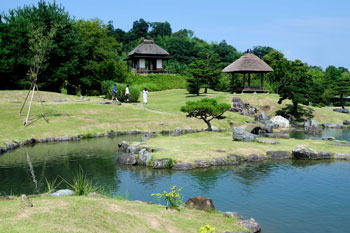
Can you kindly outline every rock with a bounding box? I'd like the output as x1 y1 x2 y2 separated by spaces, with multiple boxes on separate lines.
233 127 257 142
137 149 152 165
13 140 24 147
96 133 104 137
322 136 335 141
224 232 249 233
0 147 7 153
54 98 61 102
247 154 268 162
118 141 129 151
20 194 33 208
153 158 172 169
262 123 274 133
228 154 245 162
72 135 80 141
50 189 75 197
127 130 141 135
172 163 195 170
212 157 233 166
333 108 349 114
318 152 332 159
195 160 211 168
117 153 137 165
257 139 280 145
99 101 112 104
239 219 261 233
232 97 244 112
344 120 350 125
334 153 350 159
115 131 122 136
4 142 16 150
211 126 219 131
224 211 243 220
271 115 290 128
47 137 54 142
39 138 47 143
322 123 343 128
266 151 291 160
161 130 170 135
185 196 215 211
254 111 270 121
87 192 107 198
292 146 320 160
127 146 141 154
54 136 71 142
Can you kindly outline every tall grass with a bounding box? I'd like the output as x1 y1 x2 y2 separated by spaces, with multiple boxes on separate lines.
61 167 98 196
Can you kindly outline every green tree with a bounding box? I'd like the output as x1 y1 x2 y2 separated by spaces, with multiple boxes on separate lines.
149 21 172 38
277 60 312 118
325 66 350 109
180 98 230 131
252 46 274 59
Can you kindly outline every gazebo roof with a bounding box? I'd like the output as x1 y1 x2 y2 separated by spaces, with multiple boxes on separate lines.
127 39 170 57
222 52 273 73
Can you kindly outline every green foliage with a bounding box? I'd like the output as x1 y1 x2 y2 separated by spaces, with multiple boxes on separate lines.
198 224 216 233
151 185 184 211
101 80 115 99
60 88 67 95
115 83 140 102
61 167 97 196
180 98 230 130
44 177 62 194
186 76 201 94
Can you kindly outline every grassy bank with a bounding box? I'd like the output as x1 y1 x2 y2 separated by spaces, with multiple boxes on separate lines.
147 132 350 163
0 89 348 147
0 195 247 233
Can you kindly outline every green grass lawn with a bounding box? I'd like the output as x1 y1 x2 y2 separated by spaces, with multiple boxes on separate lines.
0 89 348 147
146 131 350 163
0 195 247 233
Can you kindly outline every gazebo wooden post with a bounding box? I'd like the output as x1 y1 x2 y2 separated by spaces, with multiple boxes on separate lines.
243 73 246 88
248 73 251 87
261 73 264 89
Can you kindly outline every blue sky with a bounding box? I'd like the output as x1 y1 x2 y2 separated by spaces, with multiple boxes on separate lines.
2 0 350 69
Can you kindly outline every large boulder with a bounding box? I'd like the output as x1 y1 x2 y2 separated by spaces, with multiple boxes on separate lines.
322 123 343 128
228 154 245 162
212 157 237 166
233 127 257 142
117 153 137 165
292 146 320 160
153 158 172 169
137 149 152 165
239 219 261 233
271 115 290 128
223 211 243 220
266 151 291 160
232 97 244 112
54 136 71 142
185 196 215 211
343 120 350 125
172 163 195 170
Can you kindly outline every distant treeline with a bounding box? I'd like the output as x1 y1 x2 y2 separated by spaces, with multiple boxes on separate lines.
0 0 349 109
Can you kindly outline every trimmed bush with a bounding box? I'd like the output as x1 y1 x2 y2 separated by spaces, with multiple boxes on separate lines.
128 74 187 91
101 80 115 99
115 83 140 103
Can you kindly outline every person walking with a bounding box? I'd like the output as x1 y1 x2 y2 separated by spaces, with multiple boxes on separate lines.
111 83 118 102
125 84 130 103
142 88 148 104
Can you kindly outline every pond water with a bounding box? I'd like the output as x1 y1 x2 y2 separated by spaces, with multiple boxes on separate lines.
290 128 350 142
1 136 350 233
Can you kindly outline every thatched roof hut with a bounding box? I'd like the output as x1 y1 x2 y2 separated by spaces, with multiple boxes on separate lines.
222 52 273 73
222 51 273 93
127 39 170 74
128 39 170 58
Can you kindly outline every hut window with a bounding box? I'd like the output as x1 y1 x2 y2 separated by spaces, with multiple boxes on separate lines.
139 59 145 68
156 59 163 69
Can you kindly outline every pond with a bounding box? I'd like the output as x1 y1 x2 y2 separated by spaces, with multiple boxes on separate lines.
290 128 350 142
1 136 350 233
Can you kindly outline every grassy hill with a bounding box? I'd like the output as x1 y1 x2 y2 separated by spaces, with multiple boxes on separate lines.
0 89 348 146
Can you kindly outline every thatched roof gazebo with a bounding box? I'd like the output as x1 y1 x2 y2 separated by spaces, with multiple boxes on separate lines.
223 50 273 93
126 39 171 74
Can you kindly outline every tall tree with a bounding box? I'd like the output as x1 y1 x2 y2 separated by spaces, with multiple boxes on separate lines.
263 50 289 93
252 46 274 59
149 21 172 38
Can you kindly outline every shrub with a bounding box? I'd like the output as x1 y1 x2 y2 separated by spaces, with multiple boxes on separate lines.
115 83 140 103
101 80 115 99
61 167 98 196
151 185 184 211
198 224 216 233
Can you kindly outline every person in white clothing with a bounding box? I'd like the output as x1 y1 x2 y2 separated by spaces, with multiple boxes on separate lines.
142 88 148 104
125 85 130 102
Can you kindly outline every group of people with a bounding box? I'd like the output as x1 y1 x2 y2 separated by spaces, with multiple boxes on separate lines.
111 84 148 105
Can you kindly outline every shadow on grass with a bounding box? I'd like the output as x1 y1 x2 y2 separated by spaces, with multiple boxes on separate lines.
275 104 314 121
